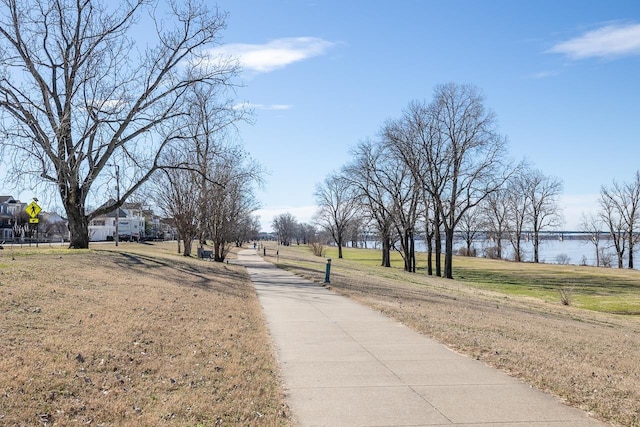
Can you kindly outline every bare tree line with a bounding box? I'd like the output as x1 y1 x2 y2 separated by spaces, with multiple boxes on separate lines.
580 171 640 269
313 83 566 279
271 213 327 250
311 83 640 274
150 84 263 260
251 80 638 275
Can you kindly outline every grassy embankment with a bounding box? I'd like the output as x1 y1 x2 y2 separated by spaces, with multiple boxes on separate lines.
0 242 290 426
263 243 640 427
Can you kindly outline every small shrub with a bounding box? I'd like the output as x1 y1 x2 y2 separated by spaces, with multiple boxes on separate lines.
599 249 613 268
512 250 524 262
580 255 588 266
555 253 571 265
559 285 575 306
457 247 477 257
309 242 325 257
483 246 500 259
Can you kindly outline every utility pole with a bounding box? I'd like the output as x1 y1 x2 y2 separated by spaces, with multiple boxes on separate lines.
108 164 120 246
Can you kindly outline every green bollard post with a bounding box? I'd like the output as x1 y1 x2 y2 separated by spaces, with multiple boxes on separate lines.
324 258 332 284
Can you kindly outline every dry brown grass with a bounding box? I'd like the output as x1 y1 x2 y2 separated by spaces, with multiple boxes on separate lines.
0 242 290 426
265 243 640 427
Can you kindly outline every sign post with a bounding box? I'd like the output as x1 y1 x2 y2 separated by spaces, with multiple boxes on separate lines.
25 199 41 248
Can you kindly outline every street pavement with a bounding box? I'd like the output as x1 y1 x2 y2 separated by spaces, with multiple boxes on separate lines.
235 249 608 427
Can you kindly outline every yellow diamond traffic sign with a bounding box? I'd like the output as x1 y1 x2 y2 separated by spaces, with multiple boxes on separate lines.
26 201 42 218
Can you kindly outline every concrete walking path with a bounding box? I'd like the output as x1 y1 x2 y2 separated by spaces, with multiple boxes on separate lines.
235 249 607 426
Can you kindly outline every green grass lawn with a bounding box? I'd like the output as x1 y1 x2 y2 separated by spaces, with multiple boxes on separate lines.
300 245 640 315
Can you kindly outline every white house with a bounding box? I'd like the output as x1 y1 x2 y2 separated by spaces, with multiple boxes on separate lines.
89 201 146 242
0 195 26 242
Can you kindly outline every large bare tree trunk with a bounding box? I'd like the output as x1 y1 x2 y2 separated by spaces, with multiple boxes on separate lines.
409 229 416 273
424 204 434 276
444 226 454 279
381 234 391 268
183 237 193 257
433 208 443 277
402 229 416 272
214 241 225 262
512 232 523 262
66 208 90 249
426 235 433 276
533 231 540 263
62 185 90 249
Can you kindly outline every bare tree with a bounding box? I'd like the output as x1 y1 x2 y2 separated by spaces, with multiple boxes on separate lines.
421 199 440 276
523 169 563 263
383 101 445 276
272 213 297 247
506 174 529 262
579 212 604 267
314 172 360 259
204 144 262 261
458 206 482 256
599 171 640 269
599 188 627 269
0 0 239 248
296 222 317 245
40 213 68 242
480 187 510 259
356 135 422 272
386 160 421 273
180 83 249 246
150 83 258 260
386 84 512 278
346 215 368 248
151 150 199 256
432 83 513 278
233 215 261 247
343 140 396 267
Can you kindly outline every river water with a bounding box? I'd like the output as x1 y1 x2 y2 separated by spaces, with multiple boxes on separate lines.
450 237 602 266
366 236 633 268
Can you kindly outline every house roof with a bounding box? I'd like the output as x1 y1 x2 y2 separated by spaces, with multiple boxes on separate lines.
0 195 17 203
103 208 129 218
90 198 147 219
92 198 125 217
123 202 143 210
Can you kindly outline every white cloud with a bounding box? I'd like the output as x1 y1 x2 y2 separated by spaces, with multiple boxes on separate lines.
233 102 293 111
548 23 640 60
210 37 334 73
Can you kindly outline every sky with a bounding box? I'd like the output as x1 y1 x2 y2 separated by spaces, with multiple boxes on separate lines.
208 0 640 231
